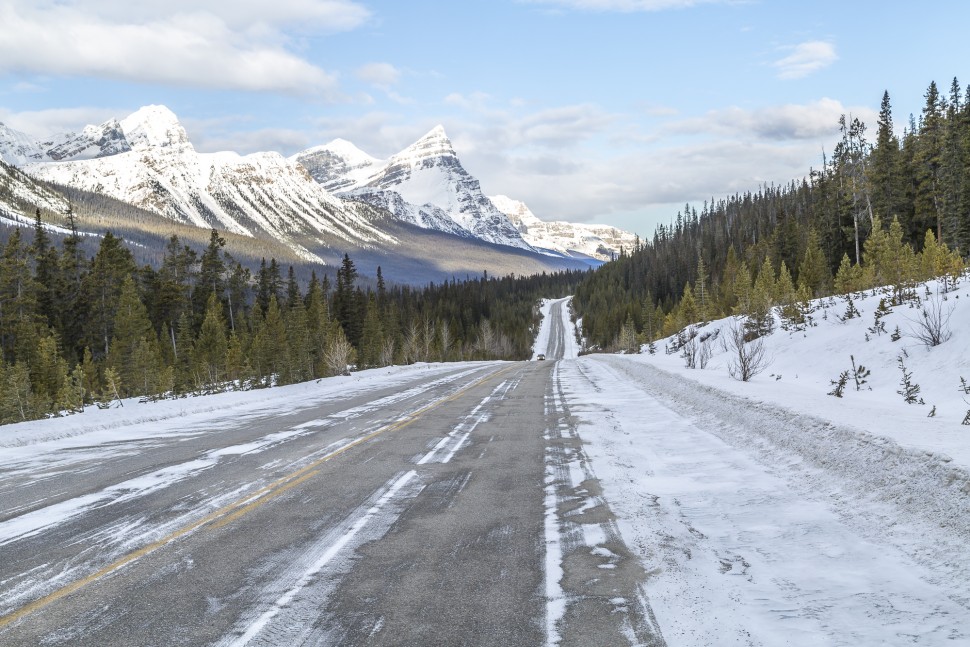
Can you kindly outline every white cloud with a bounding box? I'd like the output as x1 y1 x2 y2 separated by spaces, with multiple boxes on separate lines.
524 0 731 11
34 0 371 32
0 1 371 94
669 98 876 141
356 63 401 89
0 106 123 138
444 92 493 112
773 41 838 80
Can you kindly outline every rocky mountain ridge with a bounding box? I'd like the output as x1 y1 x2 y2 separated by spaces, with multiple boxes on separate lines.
293 126 532 250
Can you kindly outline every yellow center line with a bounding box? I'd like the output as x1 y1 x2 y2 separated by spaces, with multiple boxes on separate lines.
0 364 516 631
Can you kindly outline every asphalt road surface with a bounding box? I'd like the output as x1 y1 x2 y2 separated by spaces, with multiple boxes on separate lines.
0 303 662 646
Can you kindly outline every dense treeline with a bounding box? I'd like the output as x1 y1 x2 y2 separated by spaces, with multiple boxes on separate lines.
574 79 970 349
0 209 581 425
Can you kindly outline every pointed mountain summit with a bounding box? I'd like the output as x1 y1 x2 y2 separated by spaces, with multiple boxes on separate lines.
293 138 380 193
120 105 191 151
294 125 532 250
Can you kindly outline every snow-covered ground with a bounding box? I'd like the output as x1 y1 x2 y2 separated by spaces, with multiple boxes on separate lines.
0 363 485 456
556 276 970 644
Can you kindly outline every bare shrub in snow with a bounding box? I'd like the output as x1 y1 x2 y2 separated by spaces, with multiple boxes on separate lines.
324 332 355 376
909 291 954 347
724 319 771 382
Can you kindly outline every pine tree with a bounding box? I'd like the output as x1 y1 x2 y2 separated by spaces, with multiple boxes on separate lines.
193 230 226 325
617 313 638 353
358 293 384 368
56 203 88 359
914 81 945 243
285 265 301 310
678 283 699 327
251 295 287 386
797 229 830 298
173 311 196 393
194 291 229 388
155 235 196 355
1 361 35 422
305 274 330 378
107 276 161 398
285 296 312 382
731 260 753 317
748 257 776 337
83 232 137 358
0 229 41 364
334 254 362 346
695 255 710 322
32 209 59 331
31 332 69 414
833 253 862 295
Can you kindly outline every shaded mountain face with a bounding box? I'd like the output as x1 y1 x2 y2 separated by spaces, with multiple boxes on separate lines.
1 118 131 166
293 126 533 251
0 158 70 229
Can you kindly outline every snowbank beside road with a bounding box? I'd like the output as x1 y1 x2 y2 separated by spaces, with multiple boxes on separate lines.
639 275 970 465
562 356 970 645
0 363 488 456
561 275 970 644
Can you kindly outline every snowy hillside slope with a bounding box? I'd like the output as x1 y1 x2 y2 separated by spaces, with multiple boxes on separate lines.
490 194 637 262
25 106 394 263
293 126 533 251
0 159 71 229
0 123 49 166
527 273 970 643
640 273 970 452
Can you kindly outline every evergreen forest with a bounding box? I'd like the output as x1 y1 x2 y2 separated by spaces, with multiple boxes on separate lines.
0 208 580 425
573 80 970 349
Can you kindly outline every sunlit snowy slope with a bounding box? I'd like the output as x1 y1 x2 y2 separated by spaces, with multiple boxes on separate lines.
551 273 970 644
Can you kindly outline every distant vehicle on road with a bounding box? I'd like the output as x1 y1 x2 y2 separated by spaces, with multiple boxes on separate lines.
536 354 545 361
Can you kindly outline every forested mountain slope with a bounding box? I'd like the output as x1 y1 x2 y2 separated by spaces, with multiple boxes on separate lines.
574 79 970 349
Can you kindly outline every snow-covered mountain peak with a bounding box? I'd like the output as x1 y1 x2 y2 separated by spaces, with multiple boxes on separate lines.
319 138 380 167
0 123 47 166
47 119 131 161
392 124 455 165
490 195 543 229
490 194 637 262
120 105 191 151
291 138 381 193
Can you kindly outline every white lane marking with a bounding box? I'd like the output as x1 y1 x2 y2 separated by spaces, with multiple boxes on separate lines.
226 470 418 647
418 376 521 465
543 362 566 646
544 464 566 647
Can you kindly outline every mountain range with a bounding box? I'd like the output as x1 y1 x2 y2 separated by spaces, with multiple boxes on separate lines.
0 106 637 281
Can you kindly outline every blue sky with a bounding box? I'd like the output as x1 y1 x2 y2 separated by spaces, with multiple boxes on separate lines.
1 0 967 238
